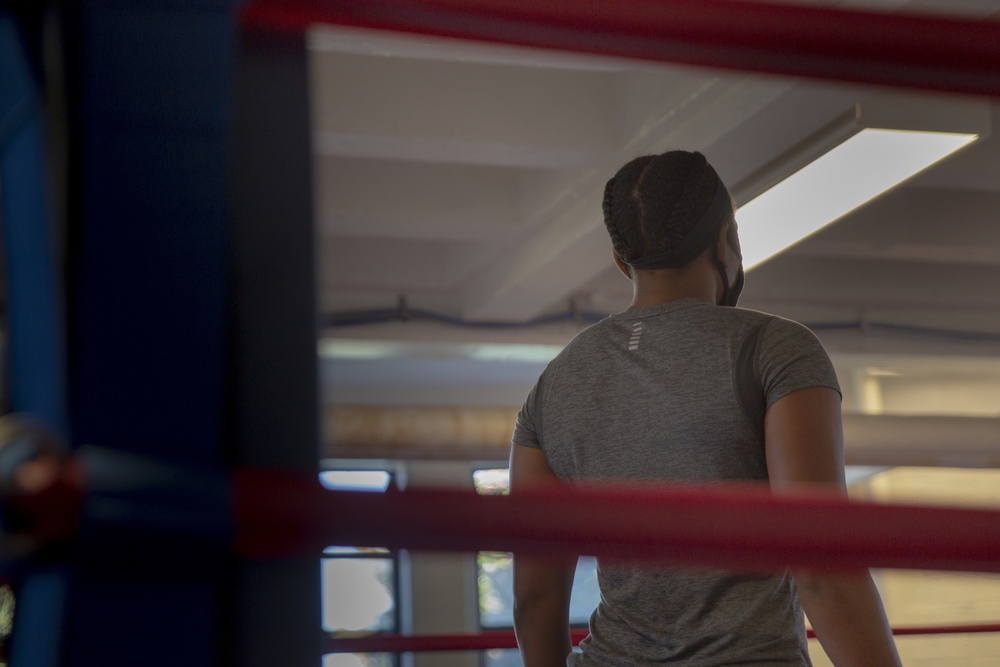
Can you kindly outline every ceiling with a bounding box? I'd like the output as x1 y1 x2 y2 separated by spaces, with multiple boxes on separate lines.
312 0 1000 416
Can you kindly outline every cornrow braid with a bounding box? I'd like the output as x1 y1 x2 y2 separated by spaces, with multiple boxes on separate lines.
603 155 655 263
602 175 633 264
602 176 616 231
603 151 723 266
657 152 708 253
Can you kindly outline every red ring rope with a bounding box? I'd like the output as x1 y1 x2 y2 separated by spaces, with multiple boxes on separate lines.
235 470 1000 573
241 0 1000 97
324 625 1000 654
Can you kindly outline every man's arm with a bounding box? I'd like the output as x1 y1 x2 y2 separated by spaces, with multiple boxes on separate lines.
765 387 901 667
510 443 575 667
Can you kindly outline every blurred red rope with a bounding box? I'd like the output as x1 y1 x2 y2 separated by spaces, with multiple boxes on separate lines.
235 472 1000 573
240 0 1000 97
325 624 1000 653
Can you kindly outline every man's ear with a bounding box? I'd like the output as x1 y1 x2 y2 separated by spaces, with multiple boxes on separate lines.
716 223 733 267
612 250 632 279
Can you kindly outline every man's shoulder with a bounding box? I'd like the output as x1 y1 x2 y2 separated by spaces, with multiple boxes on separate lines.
724 306 816 336
541 317 618 374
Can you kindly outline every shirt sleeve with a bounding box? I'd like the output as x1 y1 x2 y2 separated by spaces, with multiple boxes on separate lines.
511 374 544 449
756 316 841 409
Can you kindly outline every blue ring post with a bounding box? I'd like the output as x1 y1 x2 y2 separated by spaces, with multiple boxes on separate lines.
0 12 70 667
2 3 320 665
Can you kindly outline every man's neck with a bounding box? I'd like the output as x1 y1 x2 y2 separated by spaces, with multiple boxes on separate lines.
627 261 719 310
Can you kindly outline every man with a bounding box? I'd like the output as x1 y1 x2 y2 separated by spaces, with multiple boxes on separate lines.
510 151 900 666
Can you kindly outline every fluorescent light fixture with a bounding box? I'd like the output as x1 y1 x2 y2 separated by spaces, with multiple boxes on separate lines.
318 339 403 359
738 129 975 269
733 93 989 270
466 343 562 363
319 338 563 363
319 469 391 491
866 366 903 378
322 546 390 555
844 466 891 486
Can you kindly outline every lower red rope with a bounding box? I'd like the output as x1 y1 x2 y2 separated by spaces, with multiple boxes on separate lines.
325 625 1000 653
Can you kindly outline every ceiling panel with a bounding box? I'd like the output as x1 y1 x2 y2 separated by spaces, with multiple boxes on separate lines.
309 7 1000 418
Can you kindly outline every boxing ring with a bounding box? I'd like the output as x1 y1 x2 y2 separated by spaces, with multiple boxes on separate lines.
239 0 1000 656
2 0 1000 664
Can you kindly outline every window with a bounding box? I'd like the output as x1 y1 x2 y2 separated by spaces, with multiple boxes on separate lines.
323 547 396 634
473 468 600 667
321 467 400 667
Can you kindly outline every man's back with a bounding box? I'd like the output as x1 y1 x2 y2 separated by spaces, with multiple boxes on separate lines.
513 299 840 666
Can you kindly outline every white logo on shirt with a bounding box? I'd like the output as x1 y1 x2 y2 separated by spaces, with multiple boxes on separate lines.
629 322 643 351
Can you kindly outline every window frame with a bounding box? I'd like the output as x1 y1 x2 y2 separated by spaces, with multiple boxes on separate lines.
472 463 596 667
321 461 405 667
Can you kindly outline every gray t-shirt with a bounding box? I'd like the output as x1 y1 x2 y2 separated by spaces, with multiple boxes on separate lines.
512 298 841 667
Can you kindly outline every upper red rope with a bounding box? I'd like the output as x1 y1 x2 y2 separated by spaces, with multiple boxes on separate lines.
241 0 1000 97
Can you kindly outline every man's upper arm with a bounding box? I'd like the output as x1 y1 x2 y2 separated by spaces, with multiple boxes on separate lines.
510 443 561 490
764 386 846 492
766 389 902 665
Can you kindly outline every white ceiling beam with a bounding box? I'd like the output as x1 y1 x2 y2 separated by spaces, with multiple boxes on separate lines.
784 187 1000 265
314 130 608 169
461 189 612 321
310 51 617 166
322 406 1000 469
315 157 521 241
747 256 1000 308
460 77 798 321
320 236 469 293
817 324 1000 360
308 24 653 73
843 414 1000 468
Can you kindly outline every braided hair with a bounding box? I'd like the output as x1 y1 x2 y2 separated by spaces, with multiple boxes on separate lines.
602 151 725 266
